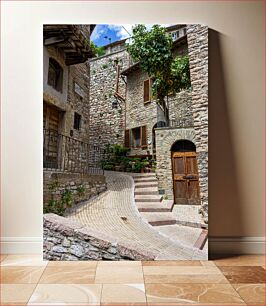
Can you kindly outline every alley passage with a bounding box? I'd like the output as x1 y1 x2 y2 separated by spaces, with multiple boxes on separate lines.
66 171 205 260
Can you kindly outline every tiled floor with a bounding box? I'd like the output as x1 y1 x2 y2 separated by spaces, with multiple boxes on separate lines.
0 254 265 305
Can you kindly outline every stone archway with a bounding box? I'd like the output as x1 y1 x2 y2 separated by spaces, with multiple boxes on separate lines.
155 128 196 200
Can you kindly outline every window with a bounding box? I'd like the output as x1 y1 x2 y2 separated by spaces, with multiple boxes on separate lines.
74 112 81 130
143 79 151 103
132 127 141 147
171 30 180 41
48 58 63 92
183 28 187 35
125 126 147 148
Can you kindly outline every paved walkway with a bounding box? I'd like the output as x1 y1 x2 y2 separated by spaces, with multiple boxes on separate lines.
65 171 207 260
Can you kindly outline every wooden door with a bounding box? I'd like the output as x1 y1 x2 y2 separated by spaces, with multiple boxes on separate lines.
172 151 200 205
43 103 61 168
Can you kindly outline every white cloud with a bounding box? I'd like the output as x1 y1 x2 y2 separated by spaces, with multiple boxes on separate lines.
91 24 174 44
107 24 134 40
90 25 108 41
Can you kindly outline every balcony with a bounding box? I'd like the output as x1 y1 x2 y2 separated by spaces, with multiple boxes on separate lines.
43 25 95 65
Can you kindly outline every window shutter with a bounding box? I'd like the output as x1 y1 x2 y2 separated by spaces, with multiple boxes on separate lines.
141 126 147 147
143 79 150 103
125 129 130 148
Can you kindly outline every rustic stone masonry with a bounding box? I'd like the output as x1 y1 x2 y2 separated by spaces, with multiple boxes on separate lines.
125 59 192 158
43 171 107 207
187 25 208 222
43 213 156 260
126 69 157 156
89 51 129 148
155 128 196 199
168 90 193 122
67 62 90 141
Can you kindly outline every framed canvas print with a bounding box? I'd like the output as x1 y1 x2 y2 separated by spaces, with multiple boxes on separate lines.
43 24 208 260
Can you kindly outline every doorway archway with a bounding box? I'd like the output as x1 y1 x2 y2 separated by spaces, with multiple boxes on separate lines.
171 140 200 205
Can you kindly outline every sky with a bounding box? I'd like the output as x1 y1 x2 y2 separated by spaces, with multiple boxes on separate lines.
91 24 171 47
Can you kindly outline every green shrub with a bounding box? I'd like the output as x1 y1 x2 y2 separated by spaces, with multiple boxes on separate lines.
77 185 85 197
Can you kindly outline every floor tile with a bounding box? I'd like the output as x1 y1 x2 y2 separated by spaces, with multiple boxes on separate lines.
39 266 96 284
142 260 202 266
233 284 266 303
214 255 265 266
0 284 36 304
27 284 102 305
219 266 265 284
143 265 229 283
101 284 146 304
1 266 46 284
95 261 144 283
1 254 48 267
145 283 245 304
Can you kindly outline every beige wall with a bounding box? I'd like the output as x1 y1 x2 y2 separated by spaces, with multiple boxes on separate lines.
1 1 264 252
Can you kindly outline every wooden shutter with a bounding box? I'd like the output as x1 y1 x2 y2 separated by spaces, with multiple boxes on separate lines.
141 126 147 147
143 79 150 103
125 129 130 148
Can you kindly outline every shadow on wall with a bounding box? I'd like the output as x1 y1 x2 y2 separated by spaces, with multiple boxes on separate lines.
208 29 244 254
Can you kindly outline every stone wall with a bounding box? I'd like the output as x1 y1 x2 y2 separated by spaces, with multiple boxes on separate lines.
43 46 69 110
155 128 196 199
43 25 91 141
125 70 192 158
168 90 193 122
187 25 208 222
43 213 156 260
89 51 129 149
67 62 90 141
43 171 107 207
126 69 158 156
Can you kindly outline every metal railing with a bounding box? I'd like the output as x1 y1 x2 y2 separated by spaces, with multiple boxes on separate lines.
43 129 104 175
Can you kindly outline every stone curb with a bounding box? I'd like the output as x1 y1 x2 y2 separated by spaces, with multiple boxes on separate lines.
43 213 157 260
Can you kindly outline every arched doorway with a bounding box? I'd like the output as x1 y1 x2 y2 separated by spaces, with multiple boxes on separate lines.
171 140 200 205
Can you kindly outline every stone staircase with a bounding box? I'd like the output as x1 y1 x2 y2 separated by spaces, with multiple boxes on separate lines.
133 173 175 225
132 173 208 251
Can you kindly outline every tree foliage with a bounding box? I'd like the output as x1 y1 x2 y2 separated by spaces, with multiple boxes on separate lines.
127 24 191 103
90 41 105 57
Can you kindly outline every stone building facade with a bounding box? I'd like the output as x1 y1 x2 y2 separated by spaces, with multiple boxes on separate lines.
89 50 130 148
88 25 208 222
123 25 207 221
187 24 208 221
43 25 106 209
43 25 93 144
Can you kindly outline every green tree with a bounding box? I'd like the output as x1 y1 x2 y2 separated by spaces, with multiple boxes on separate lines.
127 24 191 121
90 41 105 57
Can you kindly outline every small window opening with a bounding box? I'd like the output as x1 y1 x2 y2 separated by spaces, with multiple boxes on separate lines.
74 113 81 130
48 58 63 92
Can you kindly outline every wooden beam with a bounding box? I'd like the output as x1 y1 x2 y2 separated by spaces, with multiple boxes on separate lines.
44 36 65 46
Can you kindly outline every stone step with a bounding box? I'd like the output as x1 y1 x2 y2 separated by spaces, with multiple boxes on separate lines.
132 173 156 178
156 224 203 248
137 202 171 212
140 212 177 226
134 187 159 195
135 194 163 203
134 181 158 188
162 199 175 210
134 177 158 183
